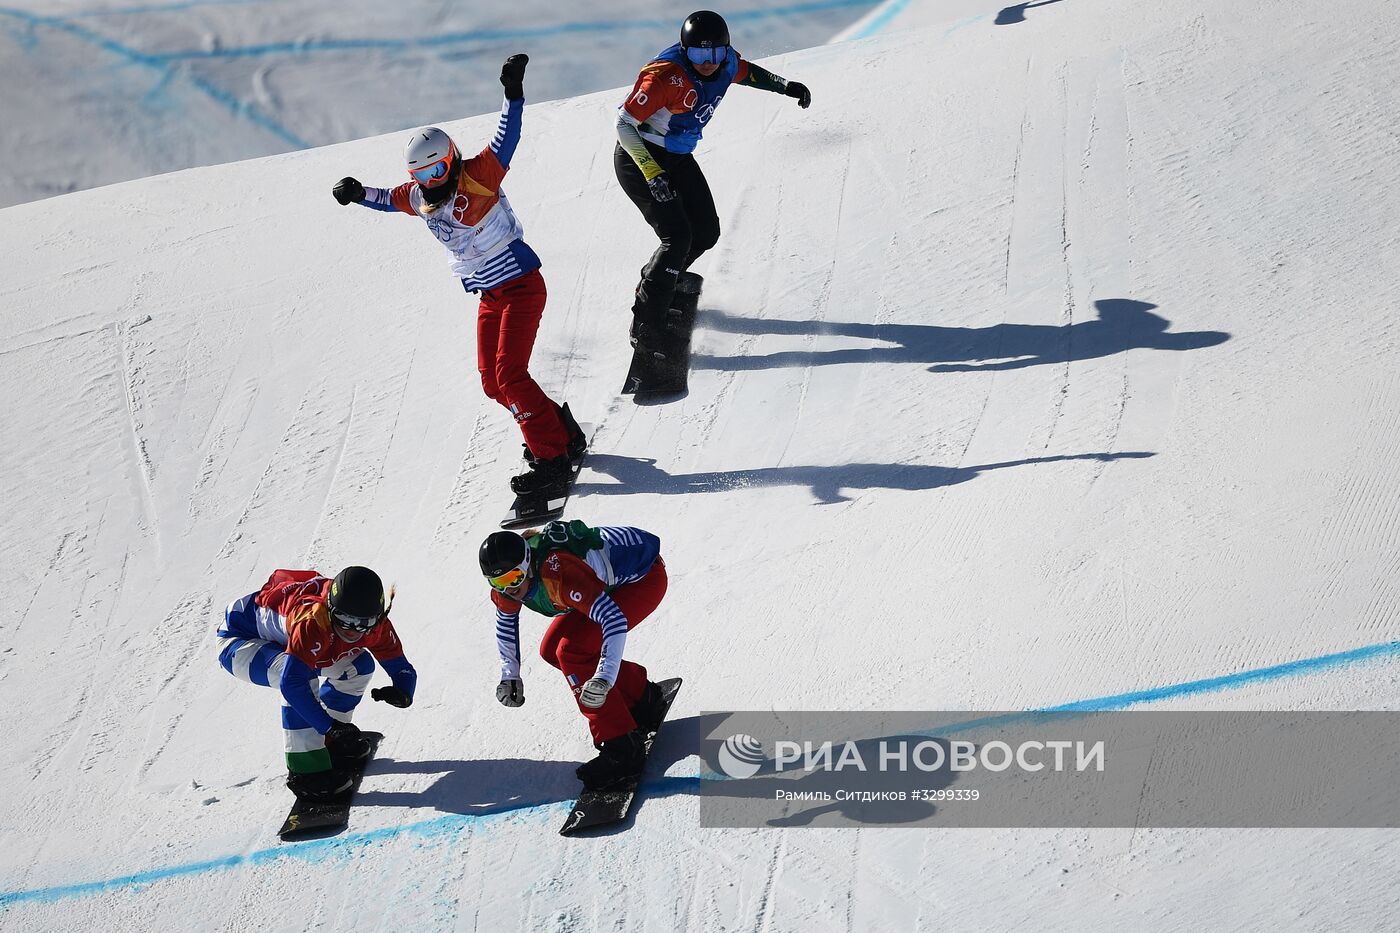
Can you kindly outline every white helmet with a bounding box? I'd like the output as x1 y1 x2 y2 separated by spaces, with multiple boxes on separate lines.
405 127 459 202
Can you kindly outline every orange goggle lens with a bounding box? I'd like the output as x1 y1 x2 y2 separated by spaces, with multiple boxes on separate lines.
410 156 451 185
488 567 527 590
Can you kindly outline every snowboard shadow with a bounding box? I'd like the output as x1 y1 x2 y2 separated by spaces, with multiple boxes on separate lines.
557 715 966 834
626 716 965 829
357 756 583 819
352 713 729 830
696 733 961 828
996 0 1067 25
575 451 1155 505
692 299 1228 374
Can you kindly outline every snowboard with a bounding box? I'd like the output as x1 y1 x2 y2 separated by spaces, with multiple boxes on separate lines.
621 275 701 398
621 318 694 397
278 731 383 841
559 677 683 836
499 423 593 530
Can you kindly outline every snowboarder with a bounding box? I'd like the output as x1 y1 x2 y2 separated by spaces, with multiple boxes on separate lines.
614 10 811 357
215 566 417 800
480 521 672 788
332 53 585 499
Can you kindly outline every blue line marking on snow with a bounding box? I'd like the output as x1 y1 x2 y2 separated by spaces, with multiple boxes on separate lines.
1042 638 1400 712
144 0 878 60
847 0 916 38
0 5 309 148
847 1 991 40
72 0 267 17
3 637 1398 909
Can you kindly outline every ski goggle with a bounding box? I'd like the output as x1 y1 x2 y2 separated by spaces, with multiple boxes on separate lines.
487 560 530 591
332 610 383 633
409 155 452 185
684 45 729 66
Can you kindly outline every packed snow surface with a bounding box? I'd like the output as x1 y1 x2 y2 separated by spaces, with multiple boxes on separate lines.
3 0 1400 928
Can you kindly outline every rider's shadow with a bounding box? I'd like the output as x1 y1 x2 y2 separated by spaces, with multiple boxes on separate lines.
357 756 582 817
996 0 1067 25
692 299 1228 374
575 450 1155 505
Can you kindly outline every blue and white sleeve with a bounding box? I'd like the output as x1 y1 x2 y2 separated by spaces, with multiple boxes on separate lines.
489 98 524 169
278 655 336 734
358 186 401 213
496 607 523 680
588 593 629 684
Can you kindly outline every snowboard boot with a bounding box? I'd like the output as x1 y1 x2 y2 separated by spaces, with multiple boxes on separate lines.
630 680 668 736
522 403 587 467
286 768 352 802
575 730 647 790
558 402 588 461
328 736 374 772
510 453 573 498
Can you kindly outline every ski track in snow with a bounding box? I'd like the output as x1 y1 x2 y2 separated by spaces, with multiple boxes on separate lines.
115 314 161 561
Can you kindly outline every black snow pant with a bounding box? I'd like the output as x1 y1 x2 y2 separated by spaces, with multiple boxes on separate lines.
613 141 720 324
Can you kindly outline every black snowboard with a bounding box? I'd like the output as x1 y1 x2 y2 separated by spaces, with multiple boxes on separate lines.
622 323 693 397
500 423 593 529
622 275 701 398
559 677 683 836
278 731 383 841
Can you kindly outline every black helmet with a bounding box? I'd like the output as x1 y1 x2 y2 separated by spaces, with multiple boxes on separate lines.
681 10 729 50
480 531 530 582
328 566 386 630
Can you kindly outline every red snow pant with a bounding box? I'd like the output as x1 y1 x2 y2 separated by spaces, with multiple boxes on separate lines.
538 558 669 745
476 269 569 460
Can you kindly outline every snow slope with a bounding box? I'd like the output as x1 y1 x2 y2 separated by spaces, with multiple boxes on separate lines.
4 0 1400 928
0 0 875 208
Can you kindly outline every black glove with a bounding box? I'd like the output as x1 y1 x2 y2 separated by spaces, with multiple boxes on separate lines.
496 678 525 708
325 721 370 758
785 81 811 109
333 176 365 205
500 53 528 101
647 174 676 203
371 685 412 708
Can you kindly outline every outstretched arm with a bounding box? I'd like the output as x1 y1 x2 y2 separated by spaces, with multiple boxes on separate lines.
333 176 415 214
492 54 528 168
489 98 525 169
738 60 811 108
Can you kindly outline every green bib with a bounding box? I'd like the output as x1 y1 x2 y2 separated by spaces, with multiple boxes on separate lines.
516 520 606 617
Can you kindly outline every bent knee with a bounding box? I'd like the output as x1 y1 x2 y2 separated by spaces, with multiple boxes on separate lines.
692 217 720 253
